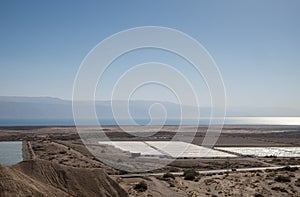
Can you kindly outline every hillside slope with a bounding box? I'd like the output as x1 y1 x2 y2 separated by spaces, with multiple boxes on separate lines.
0 159 128 197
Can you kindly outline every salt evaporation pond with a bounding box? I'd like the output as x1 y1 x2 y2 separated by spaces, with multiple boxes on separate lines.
215 147 300 157
0 141 23 166
98 141 237 158
98 141 163 156
146 141 236 158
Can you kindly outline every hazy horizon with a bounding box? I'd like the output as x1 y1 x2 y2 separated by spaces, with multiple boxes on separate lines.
0 96 300 121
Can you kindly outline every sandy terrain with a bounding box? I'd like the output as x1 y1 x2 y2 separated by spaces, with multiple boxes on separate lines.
116 167 300 196
1 125 300 196
0 159 127 197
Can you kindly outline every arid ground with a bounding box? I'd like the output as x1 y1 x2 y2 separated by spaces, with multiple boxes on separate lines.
1 125 300 196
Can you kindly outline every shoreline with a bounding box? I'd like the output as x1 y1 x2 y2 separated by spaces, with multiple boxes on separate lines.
0 124 300 128
22 141 35 161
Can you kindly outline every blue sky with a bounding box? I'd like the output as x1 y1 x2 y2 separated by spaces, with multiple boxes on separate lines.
0 0 300 112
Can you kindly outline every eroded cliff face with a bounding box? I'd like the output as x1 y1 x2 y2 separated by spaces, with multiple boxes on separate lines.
0 159 128 197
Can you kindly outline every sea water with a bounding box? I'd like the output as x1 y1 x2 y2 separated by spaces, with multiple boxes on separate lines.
0 117 300 126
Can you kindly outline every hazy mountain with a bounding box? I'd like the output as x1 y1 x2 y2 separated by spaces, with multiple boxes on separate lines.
0 97 72 119
0 96 206 119
0 96 298 119
0 96 67 104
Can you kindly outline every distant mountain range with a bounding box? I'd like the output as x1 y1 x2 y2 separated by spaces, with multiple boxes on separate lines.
0 96 299 119
0 96 203 119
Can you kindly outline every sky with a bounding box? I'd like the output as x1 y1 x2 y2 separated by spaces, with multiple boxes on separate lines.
0 0 300 113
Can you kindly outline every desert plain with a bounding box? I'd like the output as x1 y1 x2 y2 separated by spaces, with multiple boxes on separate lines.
1 125 300 196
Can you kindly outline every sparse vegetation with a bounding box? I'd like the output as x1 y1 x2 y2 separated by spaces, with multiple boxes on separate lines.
282 166 298 172
163 172 175 179
134 181 148 192
32 145 44 151
271 186 288 193
59 150 67 154
3 126 300 196
169 182 175 187
274 175 291 183
183 169 198 180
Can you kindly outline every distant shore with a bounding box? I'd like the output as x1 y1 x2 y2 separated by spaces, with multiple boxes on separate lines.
0 117 300 127
0 125 299 147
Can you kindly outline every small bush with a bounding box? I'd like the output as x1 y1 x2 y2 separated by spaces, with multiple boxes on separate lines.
271 187 288 193
184 169 198 180
184 173 195 180
32 145 42 151
134 181 147 192
163 172 175 179
282 166 298 172
59 150 67 154
169 183 175 187
275 175 291 183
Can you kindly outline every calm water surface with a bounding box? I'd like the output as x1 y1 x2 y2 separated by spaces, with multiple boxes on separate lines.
0 141 22 166
0 117 299 126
